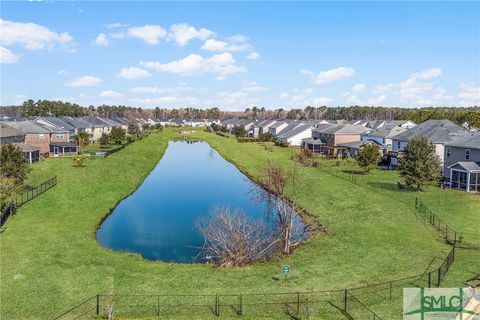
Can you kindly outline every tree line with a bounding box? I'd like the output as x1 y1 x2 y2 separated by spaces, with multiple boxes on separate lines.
1 100 478 130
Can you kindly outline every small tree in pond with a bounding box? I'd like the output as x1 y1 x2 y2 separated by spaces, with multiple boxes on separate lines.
356 143 381 173
232 125 246 137
110 127 126 144
99 133 110 147
399 136 441 190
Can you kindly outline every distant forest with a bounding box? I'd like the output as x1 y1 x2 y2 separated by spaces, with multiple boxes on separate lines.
1 99 479 129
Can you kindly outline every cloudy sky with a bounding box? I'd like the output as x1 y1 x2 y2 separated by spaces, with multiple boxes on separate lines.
1 1 479 109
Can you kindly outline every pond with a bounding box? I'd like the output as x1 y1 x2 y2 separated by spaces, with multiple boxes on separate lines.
97 140 306 263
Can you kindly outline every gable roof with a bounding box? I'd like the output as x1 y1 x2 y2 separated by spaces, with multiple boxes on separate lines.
276 121 304 135
59 116 92 129
338 140 384 150
314 124 371 135
365 125 407 139
278 124 312 139
393 119 468 144
0 122 23 138
446 133 480 149
447 161 480 172
6 120 57 134
269 120 291 129
37 117 76 131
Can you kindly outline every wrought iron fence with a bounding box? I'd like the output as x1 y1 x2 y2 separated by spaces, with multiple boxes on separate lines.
0 176 57 228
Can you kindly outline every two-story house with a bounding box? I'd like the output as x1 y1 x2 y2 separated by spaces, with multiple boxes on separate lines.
310 124 371 157
444 133 480 192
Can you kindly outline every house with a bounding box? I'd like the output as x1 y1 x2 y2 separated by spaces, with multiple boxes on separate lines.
268 120 290 136
6 120 77 157
34 116 77 142
310 124 371 157
390 119 469 169
59 116 94 140
444 133 480 192
275 121 305 137
361 125 408 155
252 120 277 137
13 143 41 163
110 117 130 131
365 120 416 130
336 140 384 158
0 122 24 144
277 124 313 146
185 119 207 127
220 118 239 130
82 117 109 140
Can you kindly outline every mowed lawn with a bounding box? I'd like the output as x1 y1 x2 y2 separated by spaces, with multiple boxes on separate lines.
0 127 476 319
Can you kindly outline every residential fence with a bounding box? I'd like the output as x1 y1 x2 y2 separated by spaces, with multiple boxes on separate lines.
53 246 456 320
0 176 57 228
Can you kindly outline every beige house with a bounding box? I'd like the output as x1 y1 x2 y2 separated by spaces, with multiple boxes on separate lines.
310 124 371 157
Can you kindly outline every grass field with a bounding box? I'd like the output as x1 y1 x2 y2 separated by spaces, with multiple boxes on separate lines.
0 127 478 319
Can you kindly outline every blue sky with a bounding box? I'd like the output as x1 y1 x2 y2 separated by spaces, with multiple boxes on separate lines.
1 1 479 110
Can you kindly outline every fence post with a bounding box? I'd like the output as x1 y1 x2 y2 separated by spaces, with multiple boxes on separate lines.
344 289 348 311
157 295 160 320
428 271 431 288
96 294 100 316
238 294 243 315
296 292 300 314
437 268 441 287
389 281 392 300
215 293 219 316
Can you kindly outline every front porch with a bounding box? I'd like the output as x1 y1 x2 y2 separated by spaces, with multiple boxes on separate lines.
448 162 480 193
301 138 325 153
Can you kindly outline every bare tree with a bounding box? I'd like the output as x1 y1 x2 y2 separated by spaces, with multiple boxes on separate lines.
196 206 280 266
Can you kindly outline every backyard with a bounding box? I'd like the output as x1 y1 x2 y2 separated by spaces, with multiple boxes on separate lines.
0 127 478 319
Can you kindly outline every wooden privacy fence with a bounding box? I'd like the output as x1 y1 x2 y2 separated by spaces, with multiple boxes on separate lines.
0 176 57 228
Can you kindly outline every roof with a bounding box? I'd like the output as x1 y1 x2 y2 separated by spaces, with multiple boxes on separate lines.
6 120 52 134
81 117 107 127
269 120 291 129
313 124 371 135
393 119 468 144
49 141 78 148
446 133 480 149
0 122 23 138
365 125 407 139
38 117 76 131
278 124 312 139
338 140 384 150
59 116 91 129
302 137 325 145
448 161 480 173
13 143 40 152
276 121 304 135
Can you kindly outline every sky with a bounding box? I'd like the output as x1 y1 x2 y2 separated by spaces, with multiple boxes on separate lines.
1 1 479 110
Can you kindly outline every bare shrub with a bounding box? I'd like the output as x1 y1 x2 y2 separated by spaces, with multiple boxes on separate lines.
196 206 280 266
296 148 314 166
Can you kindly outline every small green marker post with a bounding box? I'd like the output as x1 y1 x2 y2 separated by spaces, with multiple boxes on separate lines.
282 265 290 279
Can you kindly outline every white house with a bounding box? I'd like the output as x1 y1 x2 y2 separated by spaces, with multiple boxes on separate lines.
277 124 313 146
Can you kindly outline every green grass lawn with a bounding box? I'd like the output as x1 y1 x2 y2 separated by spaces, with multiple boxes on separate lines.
0 128 477 319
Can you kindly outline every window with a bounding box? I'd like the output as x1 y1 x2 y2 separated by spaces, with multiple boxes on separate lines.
446 147 451 158
38 134 44 139
465 149 471 160
56 133 63 139
397 141 401 150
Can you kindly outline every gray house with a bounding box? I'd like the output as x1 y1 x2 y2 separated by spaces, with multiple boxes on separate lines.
445 133 480 192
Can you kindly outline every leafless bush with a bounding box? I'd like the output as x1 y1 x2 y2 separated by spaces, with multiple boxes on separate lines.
296 148 314 166
196 206 280 266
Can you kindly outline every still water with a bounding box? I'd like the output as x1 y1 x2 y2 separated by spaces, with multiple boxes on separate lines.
97 140 304 263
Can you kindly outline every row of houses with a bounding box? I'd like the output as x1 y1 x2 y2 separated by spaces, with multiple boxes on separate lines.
221 118 479 193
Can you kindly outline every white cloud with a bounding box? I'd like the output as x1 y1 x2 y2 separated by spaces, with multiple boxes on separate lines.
309 67 356 84
93 33 108 46
372 83 394 94
129 85 197 94
0 19 75 52
127 25 167 45
129 96 199 106
311 97 332 106
105 23 126 29
352 83 366 92
367 95 387 105
201 39 251 52
412 67 442 80
56 69 70 76
117 67 151 80
99 90 123 99
216 90 260 106
141 52 246 77
65 76 103 87
399 76 452 106
300 69 314 76
458 82 480 106
279 92 289 99
168 23 214 46
0 46 20 64
242 81 267 92
247 52 260 60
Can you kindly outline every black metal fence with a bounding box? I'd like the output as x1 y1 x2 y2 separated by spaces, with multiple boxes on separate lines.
0 176 57 228
53 246 456 320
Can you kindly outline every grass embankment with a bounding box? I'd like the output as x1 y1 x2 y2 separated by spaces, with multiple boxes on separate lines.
0 128 477 319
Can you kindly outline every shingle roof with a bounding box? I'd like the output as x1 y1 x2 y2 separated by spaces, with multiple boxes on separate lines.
446 133 480 149
338 140 384 150
313 124 371 135
278 124 312 139
82 117 107 127
0 122 23 138
39 117 76 131
276 121 304 135
59 117 92 129
393 119 468 144
366 126 407 139
6 120 54 134
269 120 291 128
13 142 40 152
448 161 480 172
